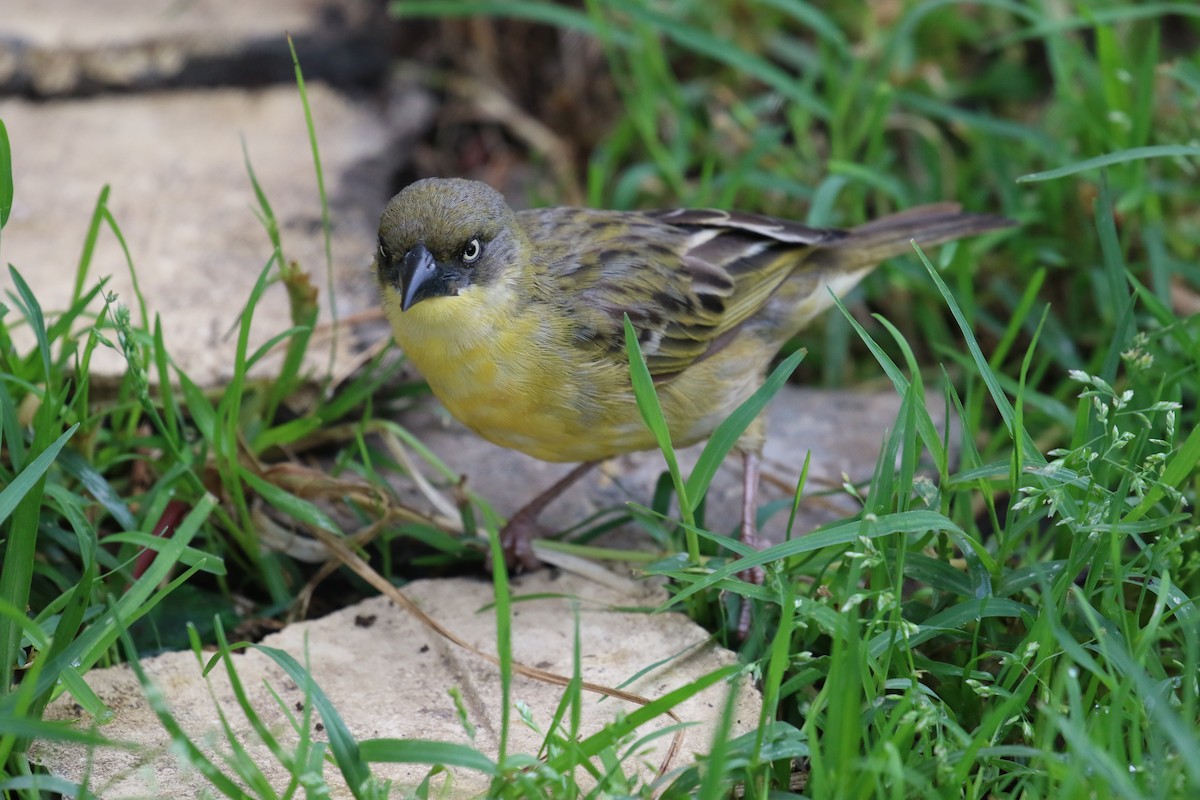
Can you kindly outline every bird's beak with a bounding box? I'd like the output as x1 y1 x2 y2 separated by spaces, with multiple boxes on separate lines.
400 242 457 311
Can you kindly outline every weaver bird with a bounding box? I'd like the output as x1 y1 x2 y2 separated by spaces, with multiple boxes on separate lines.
375 178 1009 573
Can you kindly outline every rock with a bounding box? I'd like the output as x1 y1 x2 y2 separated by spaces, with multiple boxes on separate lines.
0 82 432 384
0 0 389 96
31 573 759 798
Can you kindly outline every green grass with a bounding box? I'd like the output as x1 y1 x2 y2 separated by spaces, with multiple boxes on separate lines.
4 0 1200 797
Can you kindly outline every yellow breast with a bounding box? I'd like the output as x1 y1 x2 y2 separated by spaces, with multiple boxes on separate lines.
384 284 774 463
385 284 616 461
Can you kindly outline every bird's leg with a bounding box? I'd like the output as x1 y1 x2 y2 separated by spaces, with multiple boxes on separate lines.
735 448 768 638
739 449 766 570
497 461 598 572
733 415 768 638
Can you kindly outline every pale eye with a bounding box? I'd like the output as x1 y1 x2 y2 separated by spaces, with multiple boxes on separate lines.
462 238 482 264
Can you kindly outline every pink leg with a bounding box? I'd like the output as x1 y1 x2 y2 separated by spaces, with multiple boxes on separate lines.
498 461 598 572
741 449 765 555
736 448 766 638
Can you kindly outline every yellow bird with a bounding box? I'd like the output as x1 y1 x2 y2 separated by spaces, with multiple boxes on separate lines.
375 178 1009 571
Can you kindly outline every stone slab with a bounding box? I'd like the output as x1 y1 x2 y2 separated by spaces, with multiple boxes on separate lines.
391 382 952 552
0 83 430 384
31 573 759 798
0 0 388 96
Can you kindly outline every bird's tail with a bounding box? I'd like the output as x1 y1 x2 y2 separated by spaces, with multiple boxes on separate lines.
811 203 1014 273
768 204 1011 335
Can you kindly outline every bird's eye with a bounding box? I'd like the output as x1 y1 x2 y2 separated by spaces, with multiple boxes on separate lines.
462 238 482 264
377 243 388 262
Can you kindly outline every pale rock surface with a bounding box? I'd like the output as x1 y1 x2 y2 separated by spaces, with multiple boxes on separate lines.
31 573 759 798
0 0 387 95
0 83 429 384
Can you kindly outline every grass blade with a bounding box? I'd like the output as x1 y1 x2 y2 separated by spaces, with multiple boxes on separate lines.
1016 144 1200 183
257 644 372 796
0 118 11 230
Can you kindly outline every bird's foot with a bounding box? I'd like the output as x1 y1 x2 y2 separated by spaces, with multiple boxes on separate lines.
489 510 547 574
484 462 598 575
734 563 765 641
734 519 766 640
736 554 766 587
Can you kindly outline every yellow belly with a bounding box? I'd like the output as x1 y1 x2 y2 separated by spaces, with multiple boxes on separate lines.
385 285 771 463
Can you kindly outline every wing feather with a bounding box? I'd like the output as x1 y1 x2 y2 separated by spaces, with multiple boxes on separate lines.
524 207 845 379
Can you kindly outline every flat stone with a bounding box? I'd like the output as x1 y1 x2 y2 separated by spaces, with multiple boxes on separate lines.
31 573 759 798
0 83 431 384
391 382 952 552
0 0 388 96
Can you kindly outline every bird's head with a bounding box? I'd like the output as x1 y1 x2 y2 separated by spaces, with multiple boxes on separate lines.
375 178 526 311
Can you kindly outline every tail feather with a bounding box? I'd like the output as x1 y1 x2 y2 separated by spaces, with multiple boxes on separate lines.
812 204 1014 272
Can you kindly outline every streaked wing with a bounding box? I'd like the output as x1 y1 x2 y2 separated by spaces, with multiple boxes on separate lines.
649 207 844 245
524 207 845 378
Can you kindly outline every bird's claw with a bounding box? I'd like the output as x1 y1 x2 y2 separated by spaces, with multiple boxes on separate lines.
485 513 546 573
733 563 765 641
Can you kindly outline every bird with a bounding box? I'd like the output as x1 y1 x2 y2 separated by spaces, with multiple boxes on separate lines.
374 177 1010 576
